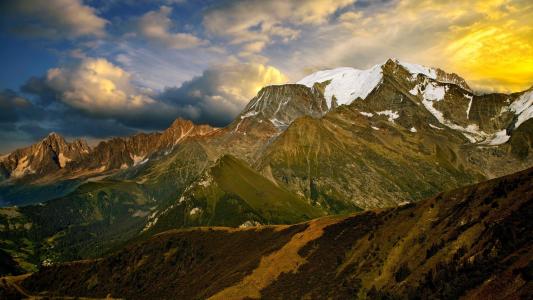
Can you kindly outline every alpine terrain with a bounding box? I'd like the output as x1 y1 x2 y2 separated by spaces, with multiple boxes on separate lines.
0 59 532 299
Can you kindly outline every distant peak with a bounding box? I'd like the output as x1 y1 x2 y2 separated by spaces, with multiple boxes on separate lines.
169 118 194 128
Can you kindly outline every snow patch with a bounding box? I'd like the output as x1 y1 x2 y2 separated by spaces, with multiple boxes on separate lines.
398 61 437 80
189 207 202 216
409 85 419 96
359 111 374 117
141 211 159 233
481 129 510 146
423 82 447 101
131 154 146 166
198 176 212 187
371 126 380 131
297 64 383 108
419 84 454 130
270 118 288 130
241 111 259 119
465 94 473 119
410 127 417 133
509 90 533 128
416 82 490 143
376 110 399 123
429 124 444 130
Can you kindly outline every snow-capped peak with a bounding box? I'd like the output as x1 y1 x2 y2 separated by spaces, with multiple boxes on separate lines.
296 59 443 109
297 64 383 109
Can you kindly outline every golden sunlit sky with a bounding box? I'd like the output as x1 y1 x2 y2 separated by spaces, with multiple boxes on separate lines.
0 0 531 151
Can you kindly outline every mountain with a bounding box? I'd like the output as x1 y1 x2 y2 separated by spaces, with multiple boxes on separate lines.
3 166 531 299
0 119 217 205
0 59 531 274
255 59 532 209
3 59 531 207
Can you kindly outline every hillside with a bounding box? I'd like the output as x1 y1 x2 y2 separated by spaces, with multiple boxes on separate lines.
3 166 531 299
143 154 324 233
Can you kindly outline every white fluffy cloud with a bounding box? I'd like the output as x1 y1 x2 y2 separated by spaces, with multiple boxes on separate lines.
45 58 156 115
1 0 107 38
138 6 207 49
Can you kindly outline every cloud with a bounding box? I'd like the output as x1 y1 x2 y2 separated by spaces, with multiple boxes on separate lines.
158 61 288 126
45 58 156 114
0 90 32 124
12 58 287 150
22 57 183 130
138 5 207 49
0 0 107 38
203 0 354 53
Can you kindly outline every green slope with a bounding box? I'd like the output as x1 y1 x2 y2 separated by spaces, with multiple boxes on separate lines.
148 155 324 232
213 155 323 221
0 179 154 273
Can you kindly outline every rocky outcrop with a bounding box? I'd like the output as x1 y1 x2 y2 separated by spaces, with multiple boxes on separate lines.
0 133 90 179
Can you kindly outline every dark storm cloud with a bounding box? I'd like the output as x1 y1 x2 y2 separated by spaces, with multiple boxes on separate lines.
20 76 60 106
0 90 25 123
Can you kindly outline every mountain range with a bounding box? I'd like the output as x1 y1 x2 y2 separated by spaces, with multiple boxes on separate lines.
2 162 532 299
0 58 532 283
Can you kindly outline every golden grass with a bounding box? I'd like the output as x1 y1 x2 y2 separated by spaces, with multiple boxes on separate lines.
208 216 344 299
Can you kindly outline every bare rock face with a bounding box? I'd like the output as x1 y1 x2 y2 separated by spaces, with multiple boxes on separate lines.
232 84 329 132
77 119 218 172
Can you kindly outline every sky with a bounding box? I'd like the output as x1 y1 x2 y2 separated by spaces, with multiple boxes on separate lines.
0 0 532 153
